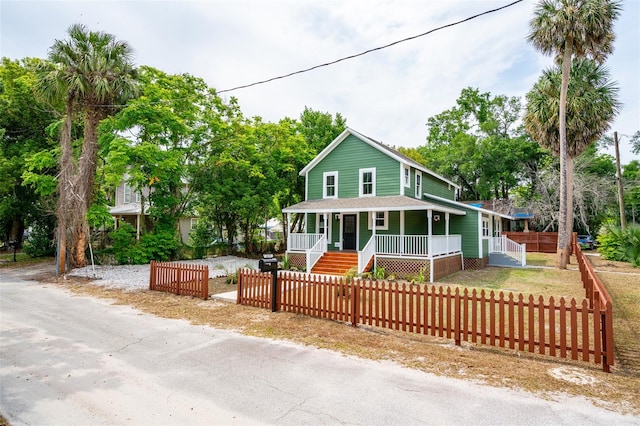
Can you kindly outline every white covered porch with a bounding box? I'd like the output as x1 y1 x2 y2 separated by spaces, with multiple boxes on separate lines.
282 195 467 282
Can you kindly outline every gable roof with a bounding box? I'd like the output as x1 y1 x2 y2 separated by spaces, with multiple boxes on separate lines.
299 127 460 189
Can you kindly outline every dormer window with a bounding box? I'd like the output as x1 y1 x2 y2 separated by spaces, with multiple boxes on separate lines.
323 172 338 199
359 168 376 197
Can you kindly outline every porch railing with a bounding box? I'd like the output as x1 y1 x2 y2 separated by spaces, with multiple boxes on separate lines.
490 236 526 266
289 233 324 251
376 234 461 257
358 236 376 273
306 235 327 272
431 235 462 255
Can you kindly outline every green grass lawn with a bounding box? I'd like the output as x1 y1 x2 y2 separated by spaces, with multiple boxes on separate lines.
438 262 585 300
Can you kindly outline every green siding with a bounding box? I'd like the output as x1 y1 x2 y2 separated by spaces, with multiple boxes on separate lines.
420 200 482 258
423 174 456 200
358 212 371 250
405 210 427 234
307 134 400 200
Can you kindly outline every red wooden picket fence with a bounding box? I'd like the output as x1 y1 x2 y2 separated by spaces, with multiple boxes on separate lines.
149 261 209 300
237 261 614 371
574 242 614 371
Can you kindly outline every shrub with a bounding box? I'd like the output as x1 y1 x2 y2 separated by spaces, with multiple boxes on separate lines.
597 223 640 267
189 221 213 259
23 223 55 258
111 222 137 264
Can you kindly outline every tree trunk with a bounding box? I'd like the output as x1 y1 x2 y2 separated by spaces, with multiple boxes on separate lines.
564 155 574 264
72 109 103 267
556 41 573 270
614 131 627 230
56 100 75 275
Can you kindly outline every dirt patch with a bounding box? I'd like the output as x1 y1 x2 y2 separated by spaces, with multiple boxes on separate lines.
49 273 640 416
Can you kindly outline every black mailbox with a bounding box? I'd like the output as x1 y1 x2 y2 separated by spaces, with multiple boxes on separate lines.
259 256 278 272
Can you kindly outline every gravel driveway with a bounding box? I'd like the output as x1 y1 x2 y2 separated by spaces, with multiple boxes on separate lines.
68 256 259 291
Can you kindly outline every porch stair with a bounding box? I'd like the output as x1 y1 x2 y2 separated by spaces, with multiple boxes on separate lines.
489 252 525 268
311 252 359 276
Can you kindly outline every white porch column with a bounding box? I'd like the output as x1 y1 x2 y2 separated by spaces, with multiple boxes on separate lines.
323 213 328 251
304 213 308 233
287 212 291 251
400 211 405 255
427 210 433 255
445 212 450 253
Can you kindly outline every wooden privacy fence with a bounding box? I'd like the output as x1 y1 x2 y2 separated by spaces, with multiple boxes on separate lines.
238 268 613 371
149 261 209 300
502 232 571 253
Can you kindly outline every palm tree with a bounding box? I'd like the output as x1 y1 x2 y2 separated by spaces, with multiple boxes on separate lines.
527 0 621 269
525 58 620 237
36 24 137 272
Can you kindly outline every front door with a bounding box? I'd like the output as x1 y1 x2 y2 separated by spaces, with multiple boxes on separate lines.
342 214 357 250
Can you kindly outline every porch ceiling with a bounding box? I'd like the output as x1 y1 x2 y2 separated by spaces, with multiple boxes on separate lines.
282 195 466 215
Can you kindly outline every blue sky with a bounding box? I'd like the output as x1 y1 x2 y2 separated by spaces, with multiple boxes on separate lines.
1 0 638 164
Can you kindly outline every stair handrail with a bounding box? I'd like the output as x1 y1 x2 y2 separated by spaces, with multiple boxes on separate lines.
501 235 526 266
306 235 327 273
358 236 376 273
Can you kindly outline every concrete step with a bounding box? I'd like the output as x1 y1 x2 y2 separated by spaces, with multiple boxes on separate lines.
489 252 524 268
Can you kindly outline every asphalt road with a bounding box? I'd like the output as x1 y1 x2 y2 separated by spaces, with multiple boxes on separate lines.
1 266 638 425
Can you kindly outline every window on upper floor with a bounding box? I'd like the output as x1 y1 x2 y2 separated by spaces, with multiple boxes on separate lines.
323 172 338 198
403 166 410 188
124 184 132 204
359 168 376 197
368 211 388 230
415 171 422 198
191 218 198 230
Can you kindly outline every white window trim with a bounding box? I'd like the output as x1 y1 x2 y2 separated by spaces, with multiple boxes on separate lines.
124 184 132 204
403 165 410 188
482 216 490 238
316 214 331 243
359 168 376 197
323 171 338 199
190 218 198 230
415 171 422 199
368 211 389 230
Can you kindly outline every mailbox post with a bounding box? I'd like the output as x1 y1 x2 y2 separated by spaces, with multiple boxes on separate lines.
258 254 278 312
9 240 18 262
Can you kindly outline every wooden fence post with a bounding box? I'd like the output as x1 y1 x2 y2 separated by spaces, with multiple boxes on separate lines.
149 260 155 290
454 288 461 346
602 302 614 373
202 265 209 300
351 281 360 328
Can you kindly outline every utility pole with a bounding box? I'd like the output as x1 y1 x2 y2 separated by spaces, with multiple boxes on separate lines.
614 131 626 230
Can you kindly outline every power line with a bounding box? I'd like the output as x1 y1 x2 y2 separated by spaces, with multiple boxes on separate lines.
218 0 525 94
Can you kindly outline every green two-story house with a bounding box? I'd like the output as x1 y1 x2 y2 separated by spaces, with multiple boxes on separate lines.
283 128 524 281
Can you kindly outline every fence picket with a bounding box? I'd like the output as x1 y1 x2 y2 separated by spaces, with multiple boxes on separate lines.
236 267 612 371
